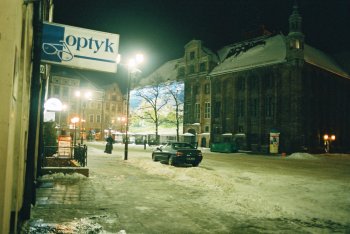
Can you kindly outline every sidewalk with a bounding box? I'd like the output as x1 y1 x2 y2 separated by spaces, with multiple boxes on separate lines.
22 142 221 233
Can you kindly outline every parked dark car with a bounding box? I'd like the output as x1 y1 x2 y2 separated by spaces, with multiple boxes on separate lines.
152 142 203 167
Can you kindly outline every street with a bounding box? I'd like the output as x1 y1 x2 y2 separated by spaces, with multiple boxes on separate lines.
23 142 350 233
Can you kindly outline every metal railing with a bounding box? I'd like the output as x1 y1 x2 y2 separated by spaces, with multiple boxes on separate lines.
43 144 88 167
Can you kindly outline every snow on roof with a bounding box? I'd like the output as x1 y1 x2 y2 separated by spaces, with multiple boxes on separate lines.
139 58 183 86
210 34 286 76
304 45 350 78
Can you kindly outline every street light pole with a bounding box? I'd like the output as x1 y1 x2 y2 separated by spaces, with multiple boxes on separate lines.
71 117 79 146
123 53 144 160
124 71 131 160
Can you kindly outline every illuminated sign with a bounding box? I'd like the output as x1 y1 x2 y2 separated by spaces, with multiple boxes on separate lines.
41 22 119 73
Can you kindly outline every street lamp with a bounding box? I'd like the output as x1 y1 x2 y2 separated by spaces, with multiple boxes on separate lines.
124 53 144 160
75 89 93 144
323 134 336 153
71 117 80 146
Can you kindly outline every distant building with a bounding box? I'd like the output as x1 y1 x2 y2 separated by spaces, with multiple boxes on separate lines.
49 69 125 140
146 3 350 153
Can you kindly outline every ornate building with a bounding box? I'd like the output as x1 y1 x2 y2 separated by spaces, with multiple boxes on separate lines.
179 40 218 147
209 4 350 153
147 4 350 153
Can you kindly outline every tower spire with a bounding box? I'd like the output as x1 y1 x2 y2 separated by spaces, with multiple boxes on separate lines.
289 1 302 34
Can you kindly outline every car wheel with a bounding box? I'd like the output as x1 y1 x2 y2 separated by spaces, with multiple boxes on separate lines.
192 163 199 167
152 154 157 161
168 156 176 166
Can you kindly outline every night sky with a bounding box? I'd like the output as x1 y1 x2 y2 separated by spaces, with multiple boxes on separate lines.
52 0 350 76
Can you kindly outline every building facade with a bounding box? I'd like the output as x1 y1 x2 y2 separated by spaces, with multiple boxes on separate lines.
0 0 51 232
179 40 218 147
146 4 350 153
48 71 125 141
102 82 126 135
209 5 350 153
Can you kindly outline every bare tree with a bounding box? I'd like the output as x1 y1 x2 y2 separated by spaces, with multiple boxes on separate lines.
134 75 169 144
166 82 184 142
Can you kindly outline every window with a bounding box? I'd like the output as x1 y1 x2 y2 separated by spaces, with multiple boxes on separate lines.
195 103 200 120
237 77 245 90
53 85 60 96
193 85 199 96
189 51 195 60
189 65 195 74
184 103 191 123
214 101 221 118
89 115 94 123
251 98 259 117
205 126 210 132
96 115 101 123
62 87 69 97
199 62 206 72
215 81 221 93
265 96 274 117
237 99 245 117
204 102 211 118
204 83 210 94
265 76 273 88
251 77 258 90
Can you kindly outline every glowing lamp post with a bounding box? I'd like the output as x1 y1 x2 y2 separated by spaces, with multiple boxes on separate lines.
71 117 80 146
124 53 144 160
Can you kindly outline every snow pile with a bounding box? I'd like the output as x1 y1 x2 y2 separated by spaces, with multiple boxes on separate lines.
24 217 128 234
287 152 319 160
41 172 87 181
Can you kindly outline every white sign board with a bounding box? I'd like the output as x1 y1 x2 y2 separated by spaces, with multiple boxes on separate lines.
41 22 119 73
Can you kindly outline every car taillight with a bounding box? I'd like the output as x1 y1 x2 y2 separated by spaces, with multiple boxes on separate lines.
176 152 184 156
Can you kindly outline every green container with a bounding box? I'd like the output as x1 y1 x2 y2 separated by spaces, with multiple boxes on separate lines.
210 142 238 153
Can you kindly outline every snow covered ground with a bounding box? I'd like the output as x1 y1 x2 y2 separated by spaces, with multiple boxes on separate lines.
23 142 350 233
127 148 350 227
